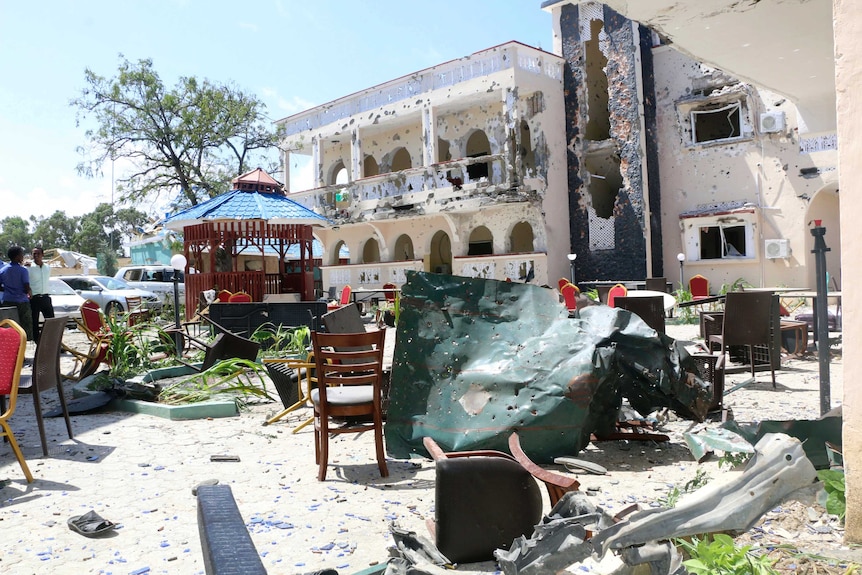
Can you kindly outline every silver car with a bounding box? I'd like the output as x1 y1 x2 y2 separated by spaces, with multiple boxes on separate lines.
57 275 163 317
48 278 86 324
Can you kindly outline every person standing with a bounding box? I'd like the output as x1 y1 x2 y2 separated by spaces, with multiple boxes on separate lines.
0 246 32 340
28 246 54 342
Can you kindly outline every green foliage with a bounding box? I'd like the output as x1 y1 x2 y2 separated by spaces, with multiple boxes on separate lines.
660 467 711 508
673 287 698 324
72 55 278 210
158 358 273 407
817 469 846 521
251 323 310 357
678 534 779 575
719 277 754 295
0 216 32 253
718 451 753 470
584 288 600 302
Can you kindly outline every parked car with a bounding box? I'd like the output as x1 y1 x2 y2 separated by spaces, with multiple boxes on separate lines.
57 275 163 317
47 278 87 325
114 265 185 305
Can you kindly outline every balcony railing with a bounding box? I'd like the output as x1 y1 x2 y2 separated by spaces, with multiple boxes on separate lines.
290 153 526 222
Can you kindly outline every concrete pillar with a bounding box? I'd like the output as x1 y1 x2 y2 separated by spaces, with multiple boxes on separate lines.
835 0 862 541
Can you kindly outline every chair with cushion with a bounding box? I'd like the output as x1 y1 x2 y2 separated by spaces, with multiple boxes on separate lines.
557 277 571 292
65 301 112 381
327 285 352 311
689 274 710 300
0 319 34 482
216 290 233 303
560 283 579 314
19 317 74 457
422 433 577 563
310 329 387 481
607 283 628 308
706 291 776 388
375 283 398 327
227 291 252 303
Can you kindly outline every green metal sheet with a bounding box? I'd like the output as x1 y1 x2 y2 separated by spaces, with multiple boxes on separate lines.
385 272 712 463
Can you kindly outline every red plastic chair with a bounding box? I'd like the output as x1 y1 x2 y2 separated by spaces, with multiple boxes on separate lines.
561 283 579 313
689 275 710 300
607 283 628 308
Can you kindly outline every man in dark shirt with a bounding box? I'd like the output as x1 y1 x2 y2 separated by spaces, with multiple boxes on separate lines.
0 245 33 340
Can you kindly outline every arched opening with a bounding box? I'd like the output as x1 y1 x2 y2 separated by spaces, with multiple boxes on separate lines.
362 238 381 263
437 138 451 162
364 155 379 178
465 130 491 181
329 159 348 185
468 226 494 256
510 222 534 253
430 231 452 275
519 120 535 174
391 148 412 172
805 184 841 289
331 240 349 266
394 234 415 261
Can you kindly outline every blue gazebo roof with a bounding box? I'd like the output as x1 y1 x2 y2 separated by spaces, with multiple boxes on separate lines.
162 188 329 230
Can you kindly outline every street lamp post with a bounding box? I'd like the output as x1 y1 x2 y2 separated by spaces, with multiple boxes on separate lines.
170 253 187 358
677 252 686 291
567 253 577 285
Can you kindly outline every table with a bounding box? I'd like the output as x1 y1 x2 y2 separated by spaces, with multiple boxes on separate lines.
623 289 677 312
678 294 725 308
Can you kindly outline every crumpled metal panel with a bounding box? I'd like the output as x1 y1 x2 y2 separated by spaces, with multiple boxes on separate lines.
385 272 712 462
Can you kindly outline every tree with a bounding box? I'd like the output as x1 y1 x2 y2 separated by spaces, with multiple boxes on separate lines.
72 55 279 211
0 216 33 254
31 211 79 250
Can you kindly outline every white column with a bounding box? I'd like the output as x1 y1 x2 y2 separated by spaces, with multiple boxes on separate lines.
351 129 361 180
282 148 290 193
312 137 324 188
422 106 436 166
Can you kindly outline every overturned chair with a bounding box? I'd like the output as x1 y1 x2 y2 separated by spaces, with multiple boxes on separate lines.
423 432 579 563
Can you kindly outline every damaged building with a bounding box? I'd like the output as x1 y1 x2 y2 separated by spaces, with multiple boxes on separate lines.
277 2 838 294
544 0 839 289
276 42 571 291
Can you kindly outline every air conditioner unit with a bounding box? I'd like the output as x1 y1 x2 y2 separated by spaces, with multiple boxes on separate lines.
759 111 786 133
764 239 791 259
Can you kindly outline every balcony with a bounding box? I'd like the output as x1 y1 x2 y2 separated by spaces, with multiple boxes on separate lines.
288 153 543 224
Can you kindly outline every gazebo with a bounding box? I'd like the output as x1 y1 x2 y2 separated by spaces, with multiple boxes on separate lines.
163 168 330 318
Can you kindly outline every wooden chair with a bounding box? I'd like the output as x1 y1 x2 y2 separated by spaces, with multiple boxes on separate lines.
19 317 74 456
706 291 776 388
327 285 352 311
0 319 34 482
689 274 710 300
607 283 628 308
310 329 387 481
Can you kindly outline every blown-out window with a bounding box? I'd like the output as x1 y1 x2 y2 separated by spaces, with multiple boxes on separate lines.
680 208 758 262
698 224 749 259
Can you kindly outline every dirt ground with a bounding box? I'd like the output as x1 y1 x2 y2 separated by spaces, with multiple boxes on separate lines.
0 315 857 574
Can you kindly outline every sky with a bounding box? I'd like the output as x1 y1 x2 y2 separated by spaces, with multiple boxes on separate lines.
0 0 553 223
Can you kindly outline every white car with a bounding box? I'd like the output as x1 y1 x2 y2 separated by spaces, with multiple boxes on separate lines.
57 275 163 317
47 278 86 324
114 265 185 305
